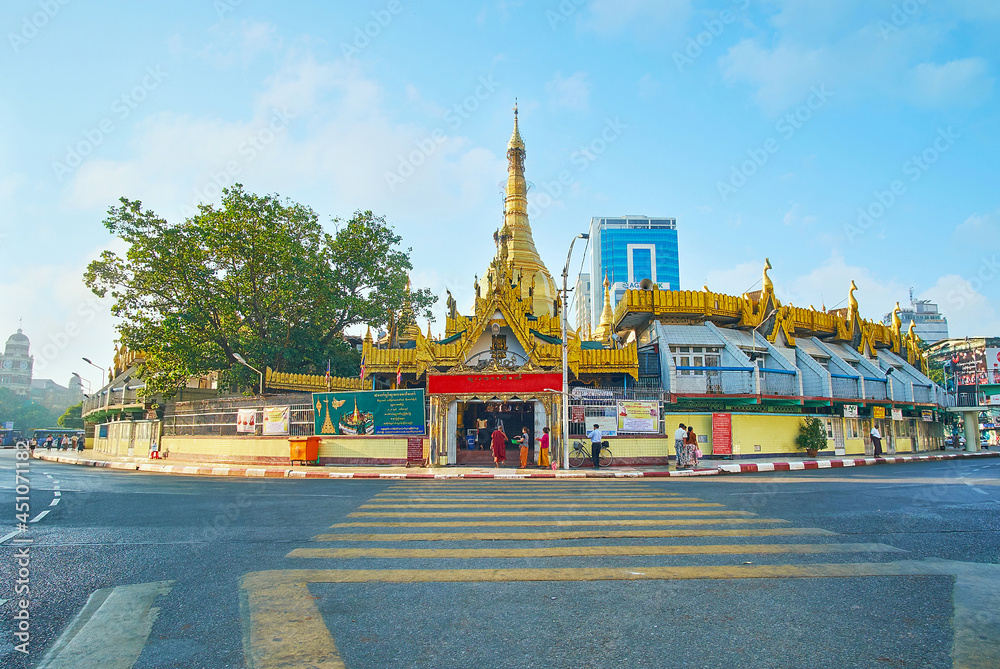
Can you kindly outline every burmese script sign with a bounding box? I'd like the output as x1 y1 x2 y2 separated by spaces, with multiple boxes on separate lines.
313 389 425 436
428 373 562 395
711 413 733 456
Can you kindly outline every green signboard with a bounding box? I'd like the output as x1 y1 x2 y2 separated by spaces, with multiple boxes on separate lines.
313 389 425 436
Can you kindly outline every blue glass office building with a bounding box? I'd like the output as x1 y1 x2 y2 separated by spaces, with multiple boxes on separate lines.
588 216 679 330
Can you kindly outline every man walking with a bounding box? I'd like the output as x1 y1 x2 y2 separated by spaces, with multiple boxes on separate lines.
674 422 688 469
586 423 603 469
871 424 883 457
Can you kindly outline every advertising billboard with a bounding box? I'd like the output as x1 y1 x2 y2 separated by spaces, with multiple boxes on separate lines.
616 400 659 433
313 389 425 436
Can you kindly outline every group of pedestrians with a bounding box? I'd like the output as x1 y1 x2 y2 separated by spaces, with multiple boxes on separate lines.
490 424 552 469
27 434 85 453
673 423 700 470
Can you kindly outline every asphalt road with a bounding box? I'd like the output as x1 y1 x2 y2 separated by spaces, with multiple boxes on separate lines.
0 450 998 668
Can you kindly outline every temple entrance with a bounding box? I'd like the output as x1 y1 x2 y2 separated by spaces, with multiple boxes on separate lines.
456 400 535 466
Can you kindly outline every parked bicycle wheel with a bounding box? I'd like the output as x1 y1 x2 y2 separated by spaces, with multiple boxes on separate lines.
599 447 613 468
568 445 587 468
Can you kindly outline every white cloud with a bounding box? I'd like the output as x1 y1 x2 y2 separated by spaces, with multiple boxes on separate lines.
922 274 1000 338
906 58 994 106
719 9 991 114
782 203 818 227
197 19 282 69
582 0 691 38
64 56 506 226
545 71 592 111
0 239 125 388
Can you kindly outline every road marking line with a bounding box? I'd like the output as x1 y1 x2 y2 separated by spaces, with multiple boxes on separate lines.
49 498 60 507
0 530 23 544
54 491 61 497
0 599 6 606
240 577 345 669
313 528 835 542
334 517 779 529
360 500 706 509
30 510 50 523
242 563 940 669
35 581 173 669
349 506 724 518
333 514 766 528
287 543 905 559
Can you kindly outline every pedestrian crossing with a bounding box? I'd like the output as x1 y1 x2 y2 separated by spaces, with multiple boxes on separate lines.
239 480 910 668
299 480 901 562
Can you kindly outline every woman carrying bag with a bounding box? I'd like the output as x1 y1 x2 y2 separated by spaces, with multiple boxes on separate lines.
685 426 700 469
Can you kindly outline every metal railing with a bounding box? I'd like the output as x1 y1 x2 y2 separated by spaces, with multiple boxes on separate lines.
162 404 315 437
163 393 317 437
831 375 861 399
83 386 143 415
760 369 797 396
675 367 754 395
864 378 887 401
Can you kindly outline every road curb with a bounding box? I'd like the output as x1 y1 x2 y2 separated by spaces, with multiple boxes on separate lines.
31 450 998 479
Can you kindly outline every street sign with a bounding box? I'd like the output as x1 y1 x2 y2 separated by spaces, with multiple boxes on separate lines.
843 405 859 418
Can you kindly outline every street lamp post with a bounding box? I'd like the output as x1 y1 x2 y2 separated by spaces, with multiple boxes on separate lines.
561 233 589 470
232 353 264 396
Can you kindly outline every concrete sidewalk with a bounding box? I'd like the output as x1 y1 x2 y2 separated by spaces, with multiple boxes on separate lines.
30 448 998 479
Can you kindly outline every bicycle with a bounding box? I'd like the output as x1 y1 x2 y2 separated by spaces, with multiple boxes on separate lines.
568 440 613 468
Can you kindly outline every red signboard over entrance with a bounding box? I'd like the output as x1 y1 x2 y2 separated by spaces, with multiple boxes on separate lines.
712 413 733 456
428 373 562 395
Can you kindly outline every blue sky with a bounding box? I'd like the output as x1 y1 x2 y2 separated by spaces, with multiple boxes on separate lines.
2 0 998 387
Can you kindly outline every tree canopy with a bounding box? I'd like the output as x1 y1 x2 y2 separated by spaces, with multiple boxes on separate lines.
57 402 84 429
0 388 61 434
85 185 436 396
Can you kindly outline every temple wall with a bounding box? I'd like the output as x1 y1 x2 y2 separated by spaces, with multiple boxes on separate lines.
160 435 419 465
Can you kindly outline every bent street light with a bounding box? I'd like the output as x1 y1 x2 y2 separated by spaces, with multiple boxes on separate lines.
561 232 589 470
233 353 264 396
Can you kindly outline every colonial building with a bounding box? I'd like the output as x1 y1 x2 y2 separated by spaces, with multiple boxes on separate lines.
0 328 33 396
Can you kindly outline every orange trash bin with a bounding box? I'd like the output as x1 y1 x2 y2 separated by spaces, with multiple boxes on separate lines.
289 436 321 465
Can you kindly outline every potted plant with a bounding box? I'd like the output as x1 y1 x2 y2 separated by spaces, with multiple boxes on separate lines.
795 416 827 458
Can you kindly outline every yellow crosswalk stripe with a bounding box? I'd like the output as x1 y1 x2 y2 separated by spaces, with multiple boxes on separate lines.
349 506 724 518
313 528 835 542
360 500 706 509
334 515 768 528
287 543 903 559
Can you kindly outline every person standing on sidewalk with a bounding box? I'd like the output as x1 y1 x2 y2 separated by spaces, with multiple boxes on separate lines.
685 425 699 469
871 425 883 457
674 423 688 469
518 426 530 468
490 425 507 468
538 427 551 468
586 423 603 469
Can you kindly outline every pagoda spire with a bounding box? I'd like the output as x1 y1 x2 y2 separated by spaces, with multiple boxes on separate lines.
489 103 558 316
595 274 614 343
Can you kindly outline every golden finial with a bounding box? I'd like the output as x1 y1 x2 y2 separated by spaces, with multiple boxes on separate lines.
848 280 859 317
508 101 525 152
762 258 773 294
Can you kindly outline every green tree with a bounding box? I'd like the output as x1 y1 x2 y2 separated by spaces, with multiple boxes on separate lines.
57 402 84 429
85 185 435 396
0 388 60 434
